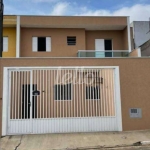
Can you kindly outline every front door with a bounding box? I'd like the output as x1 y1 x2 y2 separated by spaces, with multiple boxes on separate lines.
22 84 37 119
7 70 37 134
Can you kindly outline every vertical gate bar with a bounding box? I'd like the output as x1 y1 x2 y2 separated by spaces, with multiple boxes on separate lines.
92 69 94 117
105 69 108 116
40 70 41 119
95 70 97 117
90 69 92 117
60 69 61 118
103 69 106 117
112 69 114 116
107 69 109 117
12 71 14 119
87 70 89 117
82 69 84 117
73 70 75 118
104 69 107 131
63 69 64 118
76 69 78 118
49 69 51 130
84 70 87 117
71 69 73 118
109 69 112 116
43 70 44 118
23 72 26 132
27 71 29 120
98 69 100 117
48 70 50 118
79 69 81 117
68 69 70 118
46 70 47 118
17 72 20 119
37 70 39 119
30 70 33 133
65 69 67 118
21 72 22 120
112 69 115 116
57 69 58 118
108 69 111 117
15 71 17 119
102 69 104 117
8 71 11 134
54 70 56 118
10 71 13 119
34 70 36 119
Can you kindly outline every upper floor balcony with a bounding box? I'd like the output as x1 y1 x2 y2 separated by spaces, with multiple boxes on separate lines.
78 50 129 58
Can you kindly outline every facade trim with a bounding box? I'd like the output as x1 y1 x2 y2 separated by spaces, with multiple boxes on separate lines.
127 17 132 52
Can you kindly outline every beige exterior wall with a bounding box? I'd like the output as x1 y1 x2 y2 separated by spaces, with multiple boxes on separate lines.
20 28 128 57
86 30 125 50
20 16 127 28
129 49 139 57
20 28 86 57
1 58 150 136
123 27 129 50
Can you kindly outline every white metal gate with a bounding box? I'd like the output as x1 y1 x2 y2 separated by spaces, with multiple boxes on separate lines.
3 67 122 135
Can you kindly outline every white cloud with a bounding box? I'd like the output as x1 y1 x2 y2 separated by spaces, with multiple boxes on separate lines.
77 4 150 22
51 2 70 15
4 1 150 22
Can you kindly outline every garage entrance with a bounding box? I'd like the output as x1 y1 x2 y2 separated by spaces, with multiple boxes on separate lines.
2 66 122 135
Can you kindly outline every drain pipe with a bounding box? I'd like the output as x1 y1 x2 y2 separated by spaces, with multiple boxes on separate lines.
0 0 4 57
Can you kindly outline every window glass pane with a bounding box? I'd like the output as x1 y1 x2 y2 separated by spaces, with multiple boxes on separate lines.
38 37 46 51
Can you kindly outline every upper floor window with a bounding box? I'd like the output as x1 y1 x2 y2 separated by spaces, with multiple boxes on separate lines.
67 36 76 45
32 37 51 52
3 37 8 52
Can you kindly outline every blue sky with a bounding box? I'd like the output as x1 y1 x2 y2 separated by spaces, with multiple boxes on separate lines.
4 0 150 22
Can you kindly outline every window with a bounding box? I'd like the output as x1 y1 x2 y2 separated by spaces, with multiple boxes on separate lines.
32 37 51 52
86 86 100 100
67 36 76 45
3 37 8 52
38 37 46 51
55 84 72 100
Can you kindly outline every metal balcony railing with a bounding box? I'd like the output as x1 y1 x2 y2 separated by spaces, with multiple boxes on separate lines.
78 50 129 58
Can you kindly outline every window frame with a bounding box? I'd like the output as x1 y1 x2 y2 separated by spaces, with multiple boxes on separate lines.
85 85 100 100
54 83 73 101
32 36 51 52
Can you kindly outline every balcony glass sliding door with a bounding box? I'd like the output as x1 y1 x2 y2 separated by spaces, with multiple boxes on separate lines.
95 39 112 58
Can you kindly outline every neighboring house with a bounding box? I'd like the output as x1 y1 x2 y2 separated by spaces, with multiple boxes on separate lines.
1 15 150 137
131 21 150 49
140 39 150 56
3 15 17 57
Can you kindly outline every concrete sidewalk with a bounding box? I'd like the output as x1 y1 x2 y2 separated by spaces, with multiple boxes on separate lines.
1 130 150 150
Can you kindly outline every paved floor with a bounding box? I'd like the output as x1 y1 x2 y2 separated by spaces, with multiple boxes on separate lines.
1 130 150 150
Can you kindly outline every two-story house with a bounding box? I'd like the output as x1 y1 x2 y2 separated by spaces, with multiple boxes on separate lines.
1 15 150 137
